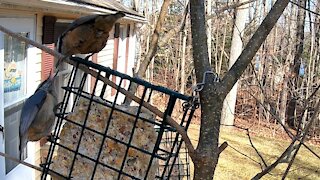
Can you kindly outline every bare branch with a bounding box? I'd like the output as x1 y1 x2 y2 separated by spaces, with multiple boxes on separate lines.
228 144 263 166
302 143 320 159
246 129 268 167
282 100 320 179
159 1 189 47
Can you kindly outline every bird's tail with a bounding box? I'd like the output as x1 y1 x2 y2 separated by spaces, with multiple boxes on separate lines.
19 135 27 160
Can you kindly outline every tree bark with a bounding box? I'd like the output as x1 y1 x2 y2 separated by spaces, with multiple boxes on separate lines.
221 0 249 126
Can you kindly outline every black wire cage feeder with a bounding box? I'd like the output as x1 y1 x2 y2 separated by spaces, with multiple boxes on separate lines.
41 57 197 180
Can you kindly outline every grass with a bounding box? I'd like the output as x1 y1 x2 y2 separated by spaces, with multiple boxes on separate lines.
187 124 320 179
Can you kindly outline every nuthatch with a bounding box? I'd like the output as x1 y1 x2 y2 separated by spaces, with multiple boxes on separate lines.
19 72 60 159
56 12 125 60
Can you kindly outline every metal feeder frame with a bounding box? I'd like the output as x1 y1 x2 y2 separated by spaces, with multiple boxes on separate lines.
41 57 196 180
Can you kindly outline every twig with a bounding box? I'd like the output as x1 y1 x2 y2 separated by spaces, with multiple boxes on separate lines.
0 152 63 179
245 88 294 139
302 143 320 159
245 129 268 167
289 0 320 17
228 144 262 166
218 141 228 154
222 124 267 168
0 25 197 160
282 100 320 179
245 64 320 160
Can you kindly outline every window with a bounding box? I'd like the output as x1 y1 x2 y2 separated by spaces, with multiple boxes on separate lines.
3 32 28 173
4 33 28 106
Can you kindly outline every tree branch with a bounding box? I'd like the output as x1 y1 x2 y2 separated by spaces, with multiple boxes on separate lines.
282 100 320 179
251 140 297 180
246 128 268 167
207 0 257 20
159 1 189 47
221 0 290 94
124 0 172 105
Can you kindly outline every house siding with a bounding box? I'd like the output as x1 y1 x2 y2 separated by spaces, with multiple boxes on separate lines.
94 28 115 99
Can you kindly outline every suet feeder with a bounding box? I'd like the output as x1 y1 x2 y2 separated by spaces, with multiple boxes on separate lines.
41 57 196 180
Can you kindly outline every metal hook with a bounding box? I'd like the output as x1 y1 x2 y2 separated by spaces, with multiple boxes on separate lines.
192 71 219 92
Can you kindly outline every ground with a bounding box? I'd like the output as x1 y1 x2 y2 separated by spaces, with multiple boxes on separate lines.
187 122 320 179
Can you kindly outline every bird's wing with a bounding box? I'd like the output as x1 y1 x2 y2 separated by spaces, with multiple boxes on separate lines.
57 14 99 53
19 90 47 136
63 14 99 35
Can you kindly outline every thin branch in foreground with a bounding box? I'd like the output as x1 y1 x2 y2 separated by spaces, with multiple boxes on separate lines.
222 124 267 168
228 144 263 167
302 143 320 159
0 25 197 160
244 88 294 139
244 68 320 160
245 128 268 167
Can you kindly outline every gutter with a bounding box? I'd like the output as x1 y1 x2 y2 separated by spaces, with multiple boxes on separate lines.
41 0 147 23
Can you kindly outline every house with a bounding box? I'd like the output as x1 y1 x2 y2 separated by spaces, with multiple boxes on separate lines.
0 0 145 179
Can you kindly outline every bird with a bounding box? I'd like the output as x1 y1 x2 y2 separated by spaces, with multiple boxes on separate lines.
56 11 125 61
19 72 60 160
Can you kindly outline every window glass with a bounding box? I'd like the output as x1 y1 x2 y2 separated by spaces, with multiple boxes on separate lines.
4 32 28 106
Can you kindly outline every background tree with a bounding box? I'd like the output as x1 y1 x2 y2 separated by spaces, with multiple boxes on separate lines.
221 0 249 126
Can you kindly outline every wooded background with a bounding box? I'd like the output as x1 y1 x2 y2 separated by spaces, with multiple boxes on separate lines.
120 0 319 179
123 0 319 137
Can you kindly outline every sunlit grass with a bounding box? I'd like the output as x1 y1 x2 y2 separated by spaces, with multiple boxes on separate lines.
187 124 320 179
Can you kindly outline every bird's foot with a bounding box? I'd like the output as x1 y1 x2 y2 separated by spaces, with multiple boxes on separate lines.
39 160 53 168
47 134 58 143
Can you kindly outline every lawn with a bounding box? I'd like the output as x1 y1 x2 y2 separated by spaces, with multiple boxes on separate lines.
187 124 320 179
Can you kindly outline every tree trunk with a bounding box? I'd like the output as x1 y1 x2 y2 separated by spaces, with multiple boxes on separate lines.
221 0 249 125
189 0 221 179
287 0 306 128
190 0 289 179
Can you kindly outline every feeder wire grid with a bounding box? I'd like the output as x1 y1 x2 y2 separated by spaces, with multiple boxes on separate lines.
41 57 197 180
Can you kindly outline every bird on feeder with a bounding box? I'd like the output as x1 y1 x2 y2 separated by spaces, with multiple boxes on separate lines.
56 12 125 61
19 72 60 160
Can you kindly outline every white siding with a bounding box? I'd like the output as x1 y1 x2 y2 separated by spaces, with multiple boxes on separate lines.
127 23 136 77
94 28 115 98
97 28 115 68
